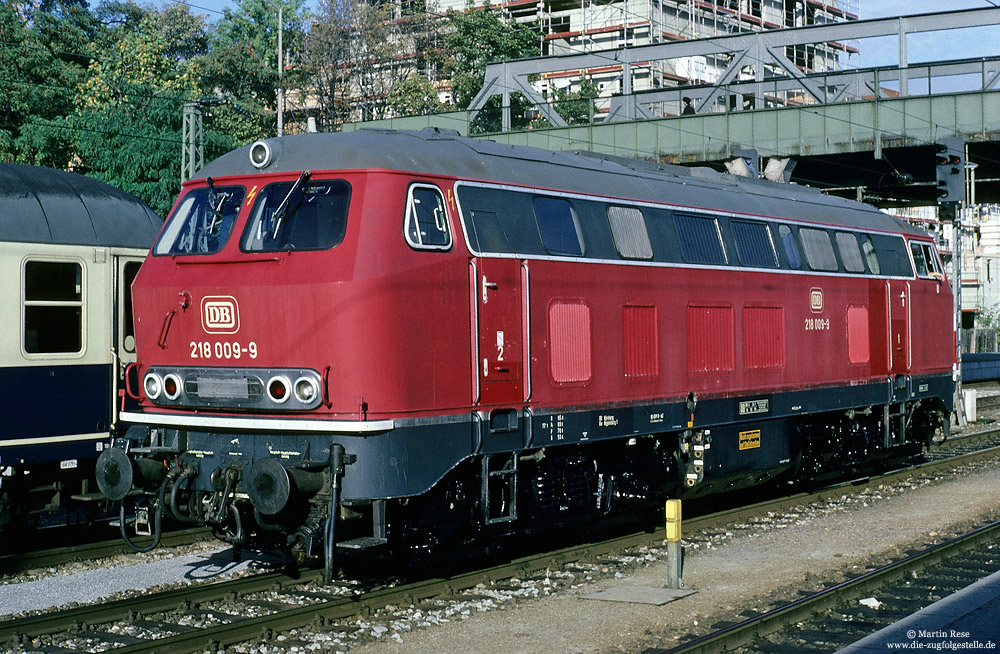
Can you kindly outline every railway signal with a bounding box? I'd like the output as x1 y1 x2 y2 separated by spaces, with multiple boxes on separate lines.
934 137 965 210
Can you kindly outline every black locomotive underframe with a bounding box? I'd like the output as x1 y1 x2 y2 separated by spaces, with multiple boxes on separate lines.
115 372 952 553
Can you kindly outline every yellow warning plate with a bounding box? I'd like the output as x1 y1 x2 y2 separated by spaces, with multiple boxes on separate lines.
739 429 761 450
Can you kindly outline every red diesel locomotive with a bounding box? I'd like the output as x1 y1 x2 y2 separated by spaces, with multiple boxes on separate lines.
97 128 954 571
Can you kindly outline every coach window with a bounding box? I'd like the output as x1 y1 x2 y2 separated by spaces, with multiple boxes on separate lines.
533 196 584 257
732 219 778 268
607 205 653 260
675 213 727 265
242 179 351 252
777 225 801 269
835 232 866 273
154 185 246 256
23 260 83 354
800 228 839 272
860 235 881 274
405 185 451 250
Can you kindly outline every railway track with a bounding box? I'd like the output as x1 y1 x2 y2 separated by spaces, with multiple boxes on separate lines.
5 438 1000 654
642 521 1000 654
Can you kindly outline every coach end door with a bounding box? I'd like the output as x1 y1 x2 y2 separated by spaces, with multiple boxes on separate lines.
113 257 144 423
472 257 524 406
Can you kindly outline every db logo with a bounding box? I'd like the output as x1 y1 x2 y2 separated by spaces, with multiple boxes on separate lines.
201 296 240 334
809 287 824 313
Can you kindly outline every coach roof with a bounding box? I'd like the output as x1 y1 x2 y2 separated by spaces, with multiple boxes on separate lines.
0 163 162 248
196 128 924 237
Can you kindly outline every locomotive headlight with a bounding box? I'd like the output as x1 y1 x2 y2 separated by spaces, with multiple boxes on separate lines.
293 376 320 404
267 376 291 404
163 373 182 401
143 372 163 400
249 140 273 169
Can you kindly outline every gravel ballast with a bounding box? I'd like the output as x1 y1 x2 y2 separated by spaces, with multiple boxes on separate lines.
344 461 1000 654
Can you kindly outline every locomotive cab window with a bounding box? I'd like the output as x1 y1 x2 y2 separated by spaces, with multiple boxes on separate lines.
533 196 584 257
800 227 839 272
23 260 83 354
405 185 451 250
732 219 778 268
607 205 653 260
242 179 351 252
154 185 246 256
675 213 727 265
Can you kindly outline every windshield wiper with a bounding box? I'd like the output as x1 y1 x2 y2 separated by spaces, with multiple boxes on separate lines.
205 177 228 234
271 170 312 240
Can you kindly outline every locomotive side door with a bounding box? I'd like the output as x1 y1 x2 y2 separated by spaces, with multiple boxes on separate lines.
886 280 911 375
113 256 144 426
472 257 524 406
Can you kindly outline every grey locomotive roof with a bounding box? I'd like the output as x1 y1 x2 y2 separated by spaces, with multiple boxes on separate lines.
196 128 924 237
0 163 162 248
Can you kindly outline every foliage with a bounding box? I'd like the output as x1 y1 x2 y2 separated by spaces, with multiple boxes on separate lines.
976 304 1000 331
0 0 99 166
444 2 539 109
199 0 309 144
550 76 600 125
443 2 539 134
389 72 445 118
0 0 551 210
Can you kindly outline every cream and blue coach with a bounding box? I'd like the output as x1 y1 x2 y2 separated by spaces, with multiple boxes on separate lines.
0 163 160 530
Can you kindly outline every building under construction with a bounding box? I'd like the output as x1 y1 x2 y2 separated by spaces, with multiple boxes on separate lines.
436 0 860 113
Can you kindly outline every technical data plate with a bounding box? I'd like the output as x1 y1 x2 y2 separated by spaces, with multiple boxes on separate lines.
581 586 696 605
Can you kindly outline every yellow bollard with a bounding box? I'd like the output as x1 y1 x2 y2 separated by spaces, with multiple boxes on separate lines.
665 499 683 589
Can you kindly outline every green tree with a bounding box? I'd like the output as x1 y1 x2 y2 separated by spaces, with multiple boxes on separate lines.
444 2 538 108
200 0 309 143
389 72 445 117
0 0 100 166
550 76 599 126
68 3 205 214
444 2 538 133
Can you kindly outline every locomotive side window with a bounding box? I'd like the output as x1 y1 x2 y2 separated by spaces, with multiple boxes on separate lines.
458 185 545 255
910 241 942 278
868 234 913 277
777 224 802 269
154 185 246 256
835 232 866 273
799 228 839 272
607 206 653 260
23 261 83 354
860 235 881 274
405 185 451 250
731 219 778 268
533 196 584 257
910 243 929 276
242 179 351 252
468 210 510 252
675 213 727 265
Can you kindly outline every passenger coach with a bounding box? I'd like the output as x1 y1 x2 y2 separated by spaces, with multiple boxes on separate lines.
0 164 161 531
98 128 954 573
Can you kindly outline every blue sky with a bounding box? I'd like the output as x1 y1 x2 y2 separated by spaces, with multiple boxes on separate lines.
855 0 1000 67
173 0 1000 68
